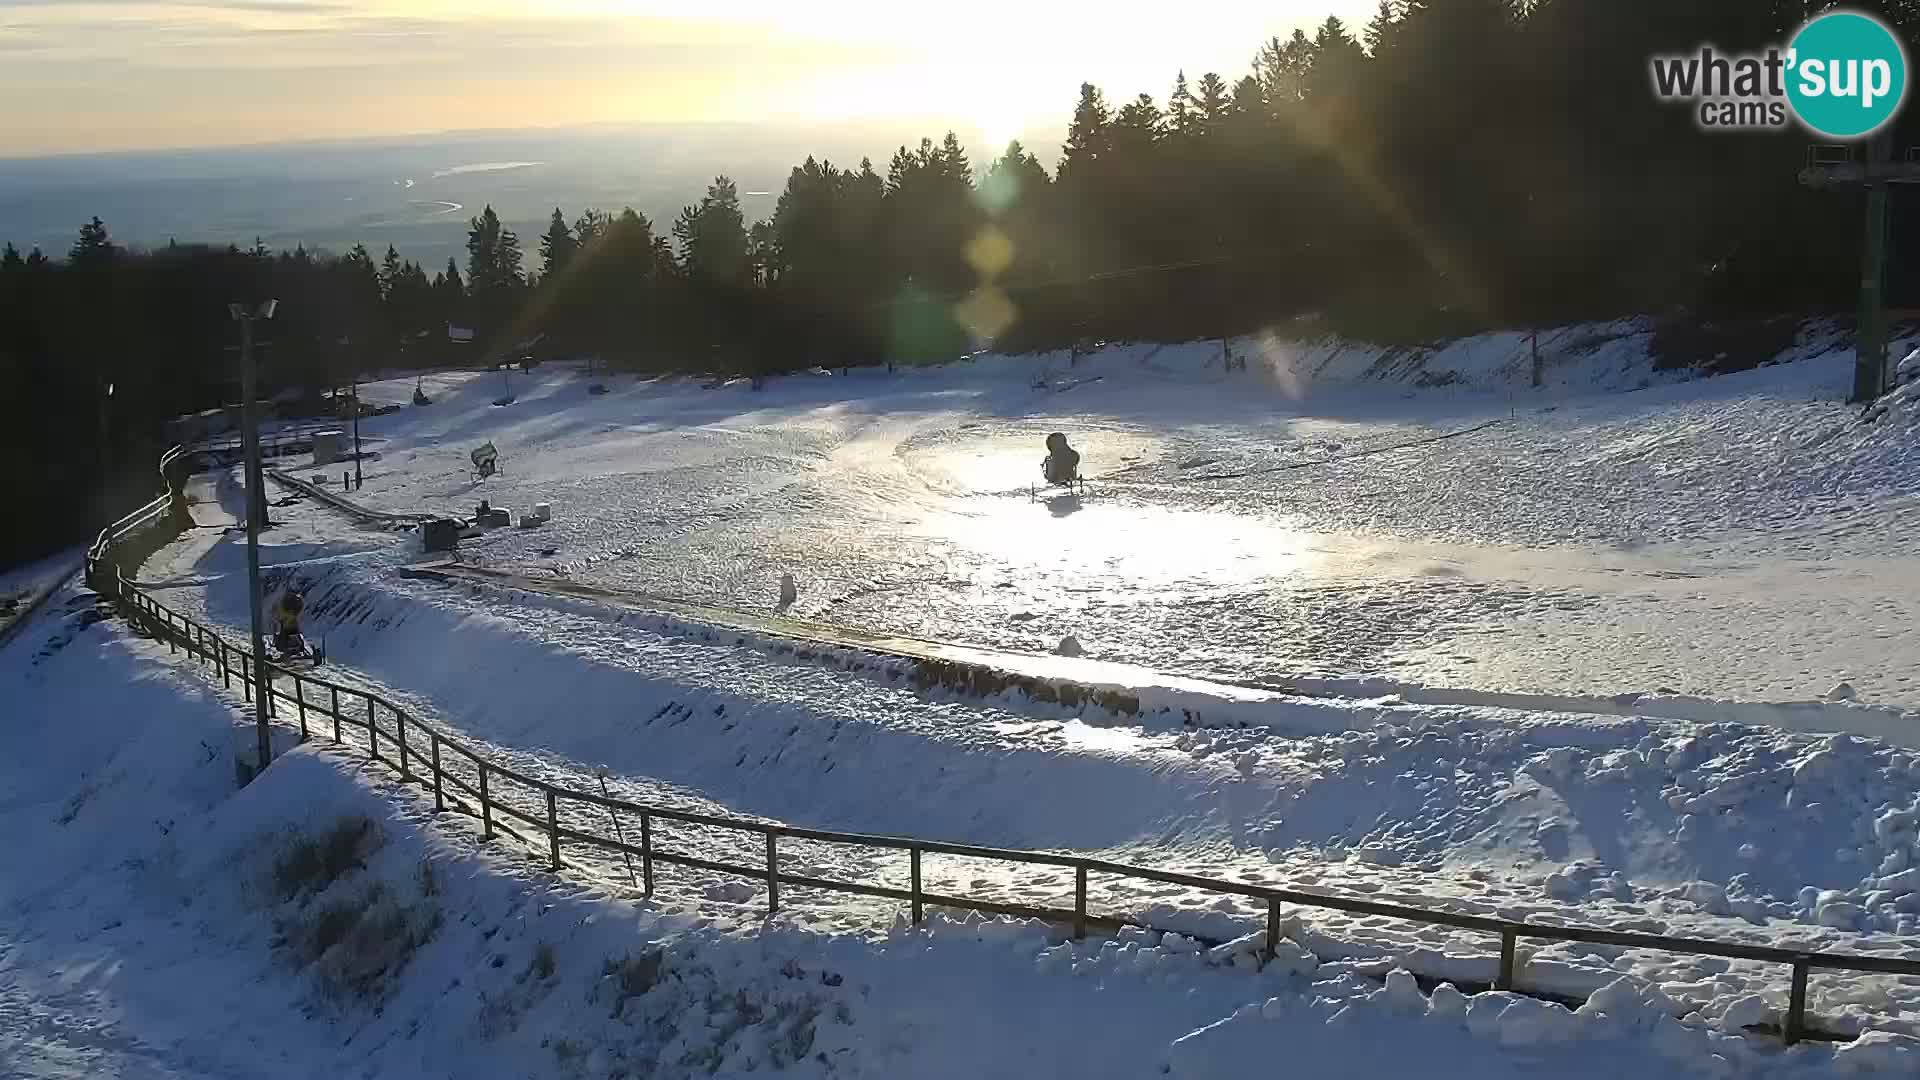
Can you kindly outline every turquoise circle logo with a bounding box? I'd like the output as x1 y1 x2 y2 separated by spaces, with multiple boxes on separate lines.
1787 11 1908 138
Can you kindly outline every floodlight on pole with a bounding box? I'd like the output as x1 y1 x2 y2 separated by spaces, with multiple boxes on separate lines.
231 298 280 775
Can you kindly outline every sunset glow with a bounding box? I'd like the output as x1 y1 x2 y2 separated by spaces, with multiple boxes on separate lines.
0 0 1371 156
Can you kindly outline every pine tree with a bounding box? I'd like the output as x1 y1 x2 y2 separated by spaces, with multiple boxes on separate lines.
1113 93 1164 146
1 242 21 271
1168 70 1196 136
939 132 972 185
435 258 464 306
24 247 48 270
540 208 577 277
1256 30 1316 107
574 208 611 250
1364 0 1403 56
1309 16 1367 102
1231 75 1265 117
979 140 1051 214
1058 83 1113 181
380 245 402 298
1195 73 1232 132
466 205 503 290
497 225 524 286
69 216 114 265
675 176 749 286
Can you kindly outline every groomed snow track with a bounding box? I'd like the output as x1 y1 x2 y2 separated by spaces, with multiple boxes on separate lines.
70 445 1920 1047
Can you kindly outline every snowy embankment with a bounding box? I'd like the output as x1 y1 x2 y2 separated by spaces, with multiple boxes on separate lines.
125 494 1920 1043
6 589 1920 1077
0 548 79 650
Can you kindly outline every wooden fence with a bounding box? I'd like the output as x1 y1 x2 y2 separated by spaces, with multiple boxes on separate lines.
81 447 1920 1046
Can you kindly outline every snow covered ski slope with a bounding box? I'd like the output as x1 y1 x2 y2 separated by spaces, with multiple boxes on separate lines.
314 322 1920 710
17 320 1920 1076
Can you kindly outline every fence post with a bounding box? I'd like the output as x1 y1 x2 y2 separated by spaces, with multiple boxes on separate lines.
766 832 780 914
329 686 341 743
1264 897 1280 964
640 813 653 896
241 653 251 702
479 763 494 840
396 713 411 780
546 788 562 870
1073 865 1088 940
1497 928 1518 991
294 675 308 741
367 697 378 761
910 847 923 925
1786 957 1811 1045
219 640 230 688
430 734 443 812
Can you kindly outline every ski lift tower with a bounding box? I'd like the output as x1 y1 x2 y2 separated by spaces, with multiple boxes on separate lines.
1798 136 1920 402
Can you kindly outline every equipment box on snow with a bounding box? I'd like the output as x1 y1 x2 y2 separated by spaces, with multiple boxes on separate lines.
422 518 462 553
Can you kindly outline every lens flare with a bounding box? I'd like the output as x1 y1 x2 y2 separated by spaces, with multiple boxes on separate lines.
953 285 1017 342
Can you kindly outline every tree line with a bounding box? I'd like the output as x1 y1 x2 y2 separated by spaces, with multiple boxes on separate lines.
3 0 1918 568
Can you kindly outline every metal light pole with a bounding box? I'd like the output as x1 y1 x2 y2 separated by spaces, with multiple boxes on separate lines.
1854 134 1893 404
352 374 362 490
231 299 279 772
1799 137 1914 405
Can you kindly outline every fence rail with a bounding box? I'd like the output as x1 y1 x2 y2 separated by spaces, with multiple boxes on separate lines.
80 447 1920 1046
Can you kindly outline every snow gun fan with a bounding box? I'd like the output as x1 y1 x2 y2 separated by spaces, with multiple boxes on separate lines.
470 441 501 482
1032 432 1092 501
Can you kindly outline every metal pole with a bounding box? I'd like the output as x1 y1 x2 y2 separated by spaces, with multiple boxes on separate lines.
240 313 273 772
352 375 362 489
1854 134 1892 404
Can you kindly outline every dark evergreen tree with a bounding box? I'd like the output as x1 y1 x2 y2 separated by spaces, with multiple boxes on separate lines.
540 208 577 277
69 216 114 265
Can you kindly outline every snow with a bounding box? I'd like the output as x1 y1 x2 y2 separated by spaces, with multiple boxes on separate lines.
15 593 1919 1076
239 320 1920 711
11 322 1920 1074
0 547 78 646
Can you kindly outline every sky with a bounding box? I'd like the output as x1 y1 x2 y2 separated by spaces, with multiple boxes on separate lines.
0 0 1375 158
